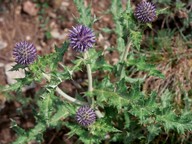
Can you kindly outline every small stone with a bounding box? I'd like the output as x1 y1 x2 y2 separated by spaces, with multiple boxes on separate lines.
15 5 22 15
0 93 6 111
26 36 31 41
60 1 70 11
50 0 63 9
50 29 67 40
0 63 4 67
36 45 42 51
23 1 38 16
61 1 70 7
0 40 7 50
0 17 4 22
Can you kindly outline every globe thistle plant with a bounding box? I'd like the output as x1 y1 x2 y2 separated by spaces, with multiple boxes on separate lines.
69 25 96 52
13 41 37 65
76 105 96 127
134 1 156 23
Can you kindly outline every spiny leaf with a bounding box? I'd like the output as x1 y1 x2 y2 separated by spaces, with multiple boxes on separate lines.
156 111 192 134
11 119 26 136
9 64 27 71
49 104 71 127
90 118 121 137
73 0 93 26
65 123 101 144
38 92 54 125
126 55 164 78
130 30 142 50
147 125 162 143
93 89 129 109
12 123 46 144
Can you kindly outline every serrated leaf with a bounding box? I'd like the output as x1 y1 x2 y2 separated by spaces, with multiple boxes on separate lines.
11 119 26 136
12 123 46 144
73 0 93 26
124 112 130 129
38 92 53 125
147 125 161 143
50 105 70 127
54 42 69 62
126 55 164 78
93 89 129 109
90 118 121 137
156 111 192 134
65 123 101 144
130 30 142 50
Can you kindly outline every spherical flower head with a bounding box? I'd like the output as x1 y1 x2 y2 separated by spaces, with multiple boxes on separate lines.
69 25 96 52
13 41 37 65
134 1 156 23
76 105 96 127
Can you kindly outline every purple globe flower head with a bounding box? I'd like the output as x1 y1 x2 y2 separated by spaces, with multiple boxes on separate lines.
76 105 96 127
134 1 156 23
69 25 96 52
13 41 37 65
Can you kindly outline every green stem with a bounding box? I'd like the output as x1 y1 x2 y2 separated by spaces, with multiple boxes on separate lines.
119 40 132 79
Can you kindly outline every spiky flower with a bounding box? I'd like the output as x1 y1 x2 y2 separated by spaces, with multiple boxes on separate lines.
69 25 96 52
13 41 37 65
76 105 96 127
134 1 156 23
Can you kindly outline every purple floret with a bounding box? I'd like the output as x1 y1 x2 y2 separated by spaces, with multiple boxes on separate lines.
76 105 96 127
69 25 96 52
134 1 156 23
13 41 37 65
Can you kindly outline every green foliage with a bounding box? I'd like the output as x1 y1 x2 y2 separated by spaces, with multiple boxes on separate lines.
125 54 164 78
73 0 95 26
92 89 130 109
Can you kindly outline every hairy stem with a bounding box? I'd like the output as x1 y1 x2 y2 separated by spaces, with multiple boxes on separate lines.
84 52 94 105
42 73 85 105
84 52 104 118
55 87 86 105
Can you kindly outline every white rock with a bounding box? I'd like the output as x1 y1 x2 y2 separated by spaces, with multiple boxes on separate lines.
5 63 36 91
5 63 35 92
5 63 25 85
